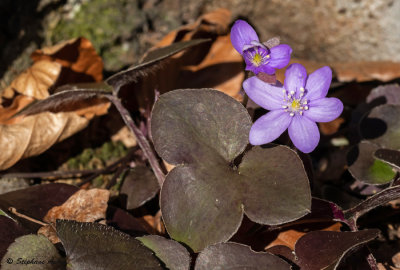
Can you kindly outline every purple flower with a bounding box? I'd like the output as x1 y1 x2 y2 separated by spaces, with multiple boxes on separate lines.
230 20 292 75
243 63 343 153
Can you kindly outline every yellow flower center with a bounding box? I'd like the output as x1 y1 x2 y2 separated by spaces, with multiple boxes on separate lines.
291 99 301 111
252 53 263 66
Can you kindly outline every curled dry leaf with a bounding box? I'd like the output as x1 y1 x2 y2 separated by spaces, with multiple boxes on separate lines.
0 37 109 170
118 8 244 114
0 112 88 170
31 37 103 84
38 188 110 244
2 61 61 100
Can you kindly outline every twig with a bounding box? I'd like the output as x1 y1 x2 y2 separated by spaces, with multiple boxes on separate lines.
106 94 165 187
0 169 99 180
9 207 47 226
77 148 137 187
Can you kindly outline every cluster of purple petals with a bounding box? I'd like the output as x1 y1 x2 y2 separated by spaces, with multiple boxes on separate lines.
231 20 343 153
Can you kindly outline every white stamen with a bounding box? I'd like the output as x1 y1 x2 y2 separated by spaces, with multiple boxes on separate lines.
266 54 270 59
299 93 304 97
300 111 303 115
289 112 295 117
282 105 288 109
290 90 295 95
304 106 309 110
303 101 308 105
287 94 292 98
300 87 305 92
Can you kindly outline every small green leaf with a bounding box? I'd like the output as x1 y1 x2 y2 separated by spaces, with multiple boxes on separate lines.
1 234 65 270
152 89 311 251
348 141 396 184
120 166 160 210
195 242 291 270
138 235 191 270
56 220 162 270
374 148 400 170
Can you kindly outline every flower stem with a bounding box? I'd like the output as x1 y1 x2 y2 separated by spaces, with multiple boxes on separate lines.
106 95 165 187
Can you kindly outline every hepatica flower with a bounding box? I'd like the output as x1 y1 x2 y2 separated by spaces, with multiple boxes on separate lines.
231 20 292 74
243 63 343 153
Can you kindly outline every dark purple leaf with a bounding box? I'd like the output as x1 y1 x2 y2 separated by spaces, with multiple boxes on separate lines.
344 185 400 222
304 198 345 223
17 82 111 117
56 220 162 270
295 230 380 270
120 166 160 210
195 242 291 270
0 216 27 261
0 183 78 232
106 206 148 236
265 245 296 264
137 235 191 270
374 148 400 170
347 141 396 184
1 234 65 270
152 89 311 251
105 39 210 93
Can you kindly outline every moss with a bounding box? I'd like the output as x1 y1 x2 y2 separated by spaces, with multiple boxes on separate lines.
65 141 127 170
50 0 145 70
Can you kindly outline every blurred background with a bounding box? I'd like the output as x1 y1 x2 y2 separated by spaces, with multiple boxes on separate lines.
1 0 400 89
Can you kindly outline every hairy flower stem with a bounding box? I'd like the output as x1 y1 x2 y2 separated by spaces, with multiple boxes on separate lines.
107 95 165 186
348 218 378 270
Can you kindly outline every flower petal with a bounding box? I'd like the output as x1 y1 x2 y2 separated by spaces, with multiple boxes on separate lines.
288 116 320 153
230 20 259 54
268 44 292 69
243 76 284 110
245 63 275 75
249 110 292 145
284 63 307 94
305 66 332 100
305 97 343 123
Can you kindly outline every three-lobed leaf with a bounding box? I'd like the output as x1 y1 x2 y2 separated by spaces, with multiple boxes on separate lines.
151 89 311 251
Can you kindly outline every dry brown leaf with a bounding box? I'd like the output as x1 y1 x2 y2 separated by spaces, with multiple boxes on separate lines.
0 95 35 124
0 112 88 170
3 61 61 100
38 188 110 243
141 211 165 235
111 126 137 148
0 37 109 170
276 59 400 83
265 222 342 250
120 8 243 113
31 37 103 83
319 117 345 136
